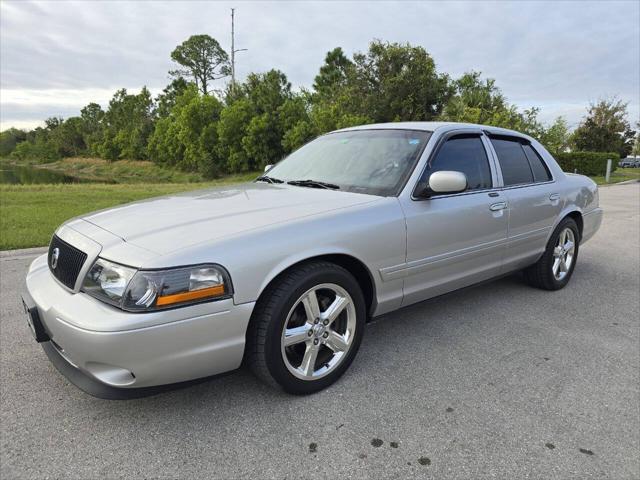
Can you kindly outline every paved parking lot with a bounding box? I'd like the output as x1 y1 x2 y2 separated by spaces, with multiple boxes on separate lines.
1 183 638 479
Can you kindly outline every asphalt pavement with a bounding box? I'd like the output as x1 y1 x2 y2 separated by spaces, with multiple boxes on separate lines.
1 183 638 479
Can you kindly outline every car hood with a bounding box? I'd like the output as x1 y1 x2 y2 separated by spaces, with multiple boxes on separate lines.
81 182 379 255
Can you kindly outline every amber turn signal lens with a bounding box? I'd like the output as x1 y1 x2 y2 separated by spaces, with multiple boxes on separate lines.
156 284 225 306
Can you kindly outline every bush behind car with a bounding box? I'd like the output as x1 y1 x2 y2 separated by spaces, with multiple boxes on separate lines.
556 151 619 176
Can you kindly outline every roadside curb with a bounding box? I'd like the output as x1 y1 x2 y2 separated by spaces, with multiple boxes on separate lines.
600 179 640 187
0 246 47 260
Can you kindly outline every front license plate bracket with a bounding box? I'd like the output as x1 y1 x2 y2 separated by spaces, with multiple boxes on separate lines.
21 296 50 343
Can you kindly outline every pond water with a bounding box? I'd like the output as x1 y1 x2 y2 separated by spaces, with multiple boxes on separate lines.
0 164 88 184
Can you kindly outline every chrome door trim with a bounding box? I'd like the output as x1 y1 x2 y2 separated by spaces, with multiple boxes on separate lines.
497 180 557 191
380 217 554 283
410 186 503 201
379 236 508 282
507 225 552 245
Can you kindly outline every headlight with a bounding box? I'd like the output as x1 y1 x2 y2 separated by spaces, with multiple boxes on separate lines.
82 259 231 311
82 258 136 305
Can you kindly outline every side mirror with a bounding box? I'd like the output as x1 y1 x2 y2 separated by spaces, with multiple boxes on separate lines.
415 170 468 198
264 164 274 173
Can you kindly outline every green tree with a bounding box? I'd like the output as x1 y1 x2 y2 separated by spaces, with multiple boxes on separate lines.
8 117 84 161
308 41 452 131
148 85 224 177
439 71 547 138
10 126 59 162
441 72 512 124
312 47 353 101
217 98 254 172
155 77 191 118
99 88 154 160
80 102 105 156
539 117 570 155
572 98 636 158
347 40 453 122
48 117 86 157
170 35 230 95
178 89 224 175
0 128 27 156
217 69 301 171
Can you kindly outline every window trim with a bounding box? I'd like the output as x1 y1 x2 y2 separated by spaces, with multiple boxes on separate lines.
485 133 556 188
522 143 553 183
410 129 498 201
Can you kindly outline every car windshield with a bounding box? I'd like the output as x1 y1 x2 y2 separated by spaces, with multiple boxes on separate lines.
264 129 432 196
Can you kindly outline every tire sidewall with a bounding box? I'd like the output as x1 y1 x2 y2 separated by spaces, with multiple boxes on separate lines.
545 218 580 289
263 265 366 394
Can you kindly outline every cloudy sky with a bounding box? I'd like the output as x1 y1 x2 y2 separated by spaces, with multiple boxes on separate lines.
1 0 638 131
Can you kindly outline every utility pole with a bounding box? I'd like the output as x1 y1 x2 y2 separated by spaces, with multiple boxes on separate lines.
231 8 235 89
230 8 247 94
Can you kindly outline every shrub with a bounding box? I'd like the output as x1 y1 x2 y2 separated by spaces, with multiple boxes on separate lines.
10 141 60 162
0 128 27 156
555 151 619 176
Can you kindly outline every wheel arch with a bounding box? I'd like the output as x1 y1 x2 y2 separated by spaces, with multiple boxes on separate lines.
548 207 584 244
254 253 377 320
565 210 584 239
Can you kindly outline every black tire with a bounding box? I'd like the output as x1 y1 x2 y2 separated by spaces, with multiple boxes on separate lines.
245 261 366 394
524 217 580 290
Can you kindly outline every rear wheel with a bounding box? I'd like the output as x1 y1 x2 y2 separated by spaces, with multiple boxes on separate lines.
246 261 365 394
524 217 580 290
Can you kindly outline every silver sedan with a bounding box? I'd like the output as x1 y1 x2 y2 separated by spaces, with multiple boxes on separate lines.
23 122 603 397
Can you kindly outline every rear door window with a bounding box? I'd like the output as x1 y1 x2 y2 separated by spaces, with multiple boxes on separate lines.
490 138 534 186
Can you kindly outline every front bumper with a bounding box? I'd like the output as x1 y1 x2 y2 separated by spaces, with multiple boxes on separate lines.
24 254 254 395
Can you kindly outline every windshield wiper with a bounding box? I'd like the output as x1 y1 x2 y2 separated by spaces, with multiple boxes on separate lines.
255 175 284 184
287 179 340 190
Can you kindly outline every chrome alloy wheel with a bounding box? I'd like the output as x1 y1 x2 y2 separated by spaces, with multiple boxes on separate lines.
281 283 357 380
552 227 575 281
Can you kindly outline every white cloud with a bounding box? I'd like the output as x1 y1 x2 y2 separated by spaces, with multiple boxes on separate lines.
1 0 638 130
1 88 160 108
0 87 162 130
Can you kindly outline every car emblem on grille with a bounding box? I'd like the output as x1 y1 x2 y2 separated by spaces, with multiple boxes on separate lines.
50 247 60 269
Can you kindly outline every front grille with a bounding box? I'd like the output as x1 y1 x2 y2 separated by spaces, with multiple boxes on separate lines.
48 235 88 289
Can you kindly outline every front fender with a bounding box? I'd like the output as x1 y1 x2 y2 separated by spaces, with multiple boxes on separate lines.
160 197 407 317
255 246 373 303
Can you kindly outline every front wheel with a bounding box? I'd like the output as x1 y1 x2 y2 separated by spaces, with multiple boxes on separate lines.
524 217 580 290
246 261 365 394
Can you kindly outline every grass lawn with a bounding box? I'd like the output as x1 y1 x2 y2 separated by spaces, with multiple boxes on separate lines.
1 162 638 251
0 172 258 250
591 168 640 185
1 157 207 183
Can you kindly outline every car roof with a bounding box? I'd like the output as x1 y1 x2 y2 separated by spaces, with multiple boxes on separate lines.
335 121 535 142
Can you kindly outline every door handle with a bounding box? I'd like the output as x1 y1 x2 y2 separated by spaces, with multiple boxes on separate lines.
490 202 507 211
549 193 560 201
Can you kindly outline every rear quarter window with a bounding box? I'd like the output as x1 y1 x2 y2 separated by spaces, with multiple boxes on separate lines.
522 144 552 182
